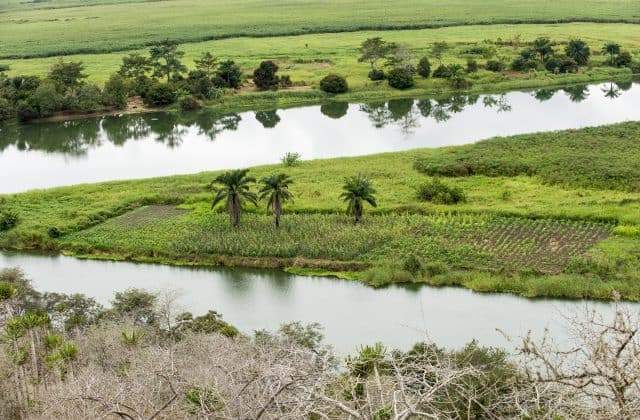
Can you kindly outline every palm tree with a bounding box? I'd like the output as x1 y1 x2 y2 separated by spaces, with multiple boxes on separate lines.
258 173 294 228
602 42 621 65
210 169 257 227
532 37 553 62
340 175 377 223
565 39 590 66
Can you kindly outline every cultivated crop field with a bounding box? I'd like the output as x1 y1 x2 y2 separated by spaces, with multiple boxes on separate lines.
0 0 638 59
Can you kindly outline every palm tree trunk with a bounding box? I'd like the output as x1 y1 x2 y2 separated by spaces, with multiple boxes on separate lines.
274 196 281 228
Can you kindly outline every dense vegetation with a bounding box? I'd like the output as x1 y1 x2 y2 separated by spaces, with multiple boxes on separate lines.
2 267 640 418
1 0 637 58
1 25 638 122
1 122 639 300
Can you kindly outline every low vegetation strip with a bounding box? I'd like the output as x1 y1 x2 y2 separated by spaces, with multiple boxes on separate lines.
1 122 639 299
415 123 640 191
1 0 638 58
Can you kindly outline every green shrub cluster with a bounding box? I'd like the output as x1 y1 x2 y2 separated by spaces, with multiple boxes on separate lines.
416 179 466 204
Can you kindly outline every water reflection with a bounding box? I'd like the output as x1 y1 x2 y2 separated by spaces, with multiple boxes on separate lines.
1 80 638 193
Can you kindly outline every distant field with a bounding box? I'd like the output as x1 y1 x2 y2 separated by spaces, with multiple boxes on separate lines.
0 0 638 58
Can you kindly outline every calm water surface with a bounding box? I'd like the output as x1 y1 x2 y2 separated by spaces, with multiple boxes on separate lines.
0 81 638 193
0 252 629 355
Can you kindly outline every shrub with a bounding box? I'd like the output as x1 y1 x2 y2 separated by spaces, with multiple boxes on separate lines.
215 60 243 89
510 53 538 71
417 57 431 78
178 95 201 111
466 59 479 73
72 84 103 113
102 73 128 109
630 61 640 74
402 254 423 275
253 60 280 90
144 82 177 106
0 210 19 231
416 179 466 204
28 81 63 117
0 97 13 120
281 152 301 166
187 69 217 99
432 64 452 78
320 74 348 93
16 100 39 122
387 67 414 89
615 51 632 67
485 60 505 72
368 69 385 81
279 74 292 88
47 227 61 238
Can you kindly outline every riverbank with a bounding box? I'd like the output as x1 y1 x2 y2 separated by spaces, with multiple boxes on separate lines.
1 122 640 300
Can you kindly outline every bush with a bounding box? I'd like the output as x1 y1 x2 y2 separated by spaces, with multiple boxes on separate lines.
102 73 128 109
320 74 348 93
432 64 452 78
417 57 431 78
630 61 640 74
215 60 243 89
368 69 385 81
178 95 201 111
416 179 466 204
16 100 39 122
144 82 177 106
253 60 280 90
72 84 103 113
615 51 632 67
279 74 292 88
386 67 414 89
402 254 423 275
545 56 579 74
187 69 217 99
0 210 19 231
510 55 538 72
466 59 479 73
28 81 63 117
47 227 61 238
485 60 505 72
281 152 301 167
0 97 13 120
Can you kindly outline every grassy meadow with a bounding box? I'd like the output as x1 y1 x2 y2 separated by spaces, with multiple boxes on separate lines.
1 0 638 58
1 122 640 300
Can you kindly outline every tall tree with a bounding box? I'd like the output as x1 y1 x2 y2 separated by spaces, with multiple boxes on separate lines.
48 60 87 90
211 169 257 227
194 52 218 78
358 37 392 70
149 40 187 82
340 175 377 223
532 37 553 62
602 42 621 65
118 53 151 80
259 173 293 228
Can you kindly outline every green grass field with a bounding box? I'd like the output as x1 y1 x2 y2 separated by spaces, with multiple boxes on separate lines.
1 122 640 300
1 0 638 58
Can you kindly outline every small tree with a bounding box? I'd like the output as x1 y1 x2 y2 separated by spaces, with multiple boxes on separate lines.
565 39 590 66
118 53 150 80
602 42 621 66
259 173 294 228
358 37 392 71
48 60 87 91
386 67 414 89
430 41 449 64
102 74 128 109
215 60 243 89
417 56 431 78
210 169 257 227
194 52 218 78
149 40 187 82
532 37 553 62
340 175 377 223
253 60 280 90
320 74 348 93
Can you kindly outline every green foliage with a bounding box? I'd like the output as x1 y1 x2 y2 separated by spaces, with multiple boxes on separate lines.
485 60 505 72
615 51 632 67
48 59 87 90
319 74 348 94
253 60 280 90
417 56 431 78
465 58 479 73
149 39 186 82
416 179 466 204
532 37 554 61
210 169 258 227
386 67 414 89
545 55 578 73
0 97 13 120
176 310 238 337
185 386 224 413
565 38 591 65
102 73 128 109
358 37 393 70
144 82 177 106
602 42 621 65
432 64 452 78
111 288 157 326
215 60 243 89
0 209 19 231
367 69 385 81
178 95 202 112
340 175 377 223
510 48 539 71
281 152 301 167
347 343 388 378
415 123 640 191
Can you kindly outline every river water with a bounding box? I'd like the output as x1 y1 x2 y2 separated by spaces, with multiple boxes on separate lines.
0 81 638 193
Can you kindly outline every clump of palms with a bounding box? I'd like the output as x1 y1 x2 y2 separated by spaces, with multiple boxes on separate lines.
210 169 257 227
602 42 621 66
259 173 294 228
340 175 377 223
